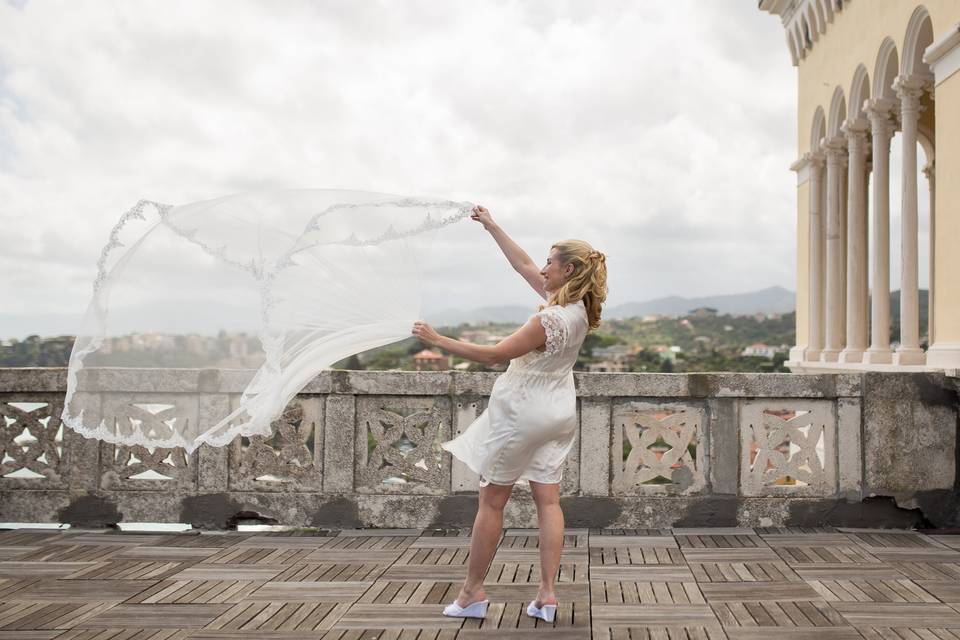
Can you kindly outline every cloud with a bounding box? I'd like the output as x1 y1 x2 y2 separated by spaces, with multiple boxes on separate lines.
0 0 798 332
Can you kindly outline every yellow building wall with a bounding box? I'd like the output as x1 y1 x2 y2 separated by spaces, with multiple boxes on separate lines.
933 69 959 348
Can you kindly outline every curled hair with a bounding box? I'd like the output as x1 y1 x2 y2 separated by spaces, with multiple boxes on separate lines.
539 239 608 332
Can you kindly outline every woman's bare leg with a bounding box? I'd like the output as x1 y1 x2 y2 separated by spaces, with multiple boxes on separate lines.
529 480 562 606
456 481 514 607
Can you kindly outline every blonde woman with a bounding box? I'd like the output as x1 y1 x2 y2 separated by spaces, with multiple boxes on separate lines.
411 204 608 623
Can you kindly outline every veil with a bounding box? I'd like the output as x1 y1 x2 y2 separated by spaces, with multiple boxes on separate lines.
61 189 474 453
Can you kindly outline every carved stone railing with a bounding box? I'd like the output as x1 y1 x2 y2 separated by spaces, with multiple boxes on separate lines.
1 368 957 529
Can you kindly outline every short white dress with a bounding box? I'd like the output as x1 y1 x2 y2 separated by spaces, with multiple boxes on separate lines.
441 298 589 486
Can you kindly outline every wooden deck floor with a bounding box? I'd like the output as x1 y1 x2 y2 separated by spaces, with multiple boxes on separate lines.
1 526 959 639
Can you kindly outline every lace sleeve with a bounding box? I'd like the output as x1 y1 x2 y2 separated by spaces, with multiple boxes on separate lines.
536 308 568 356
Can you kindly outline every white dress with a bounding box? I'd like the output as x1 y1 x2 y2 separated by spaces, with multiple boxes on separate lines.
441 298 589 487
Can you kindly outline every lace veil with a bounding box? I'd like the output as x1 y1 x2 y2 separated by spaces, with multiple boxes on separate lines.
61 189 473 453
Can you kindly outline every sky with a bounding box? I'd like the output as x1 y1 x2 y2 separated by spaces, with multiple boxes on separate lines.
0 0 804 336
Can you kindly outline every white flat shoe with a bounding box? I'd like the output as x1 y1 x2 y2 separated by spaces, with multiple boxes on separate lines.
442 598 489 618
527 599 557 622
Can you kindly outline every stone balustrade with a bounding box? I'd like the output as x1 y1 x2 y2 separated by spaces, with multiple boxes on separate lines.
1 368 957 530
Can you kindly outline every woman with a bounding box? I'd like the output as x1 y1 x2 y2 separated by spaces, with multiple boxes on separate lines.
411 204 608 623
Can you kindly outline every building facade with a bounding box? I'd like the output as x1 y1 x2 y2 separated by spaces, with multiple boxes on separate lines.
761 0 960 372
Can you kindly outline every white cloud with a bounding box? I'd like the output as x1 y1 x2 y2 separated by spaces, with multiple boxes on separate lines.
0 0 798 333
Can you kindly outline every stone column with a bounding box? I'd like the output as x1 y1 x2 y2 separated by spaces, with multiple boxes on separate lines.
806 151 826 361
839 119 870 362
924 160 935 347
864 98 897 364
893 76 929 365
821 135 846 362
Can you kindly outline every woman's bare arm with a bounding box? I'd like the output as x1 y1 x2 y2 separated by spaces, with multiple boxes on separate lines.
472 206 548 300
412 316 546 366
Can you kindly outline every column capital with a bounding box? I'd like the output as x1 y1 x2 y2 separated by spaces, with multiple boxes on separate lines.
822 135 847 166
893 74 934 116
822 135 846 149
841 118 870 155
792 150 825 172
865 98 897 141
922 161 935 182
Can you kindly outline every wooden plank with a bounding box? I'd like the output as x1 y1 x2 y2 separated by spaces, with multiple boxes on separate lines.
10 579 155 602
683 548 779 562
592 603 717 625
0 562 98 578
699 582 822 602
170 564 285 581
304 550 403 562
245 581 372 602
830 602 960 628
917 581 960 602
457 631 590 639
590 565 695 581
760 534 855 547
381 565 467 581
75 604 233 629
332 604 463 629
794 564 904 580
589 536 679 548
724 629 862 639
115 547 222 561
482 582 590 601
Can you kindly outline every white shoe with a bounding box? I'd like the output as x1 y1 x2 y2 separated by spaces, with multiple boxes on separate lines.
442 598 489 618
527 599 557 622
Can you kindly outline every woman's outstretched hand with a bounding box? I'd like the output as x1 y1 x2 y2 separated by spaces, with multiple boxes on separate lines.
470 205 495 230
411 320 442 346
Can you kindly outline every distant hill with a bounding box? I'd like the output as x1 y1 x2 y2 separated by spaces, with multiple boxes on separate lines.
606 286 796 319
422 286 797 326
11 286 930 339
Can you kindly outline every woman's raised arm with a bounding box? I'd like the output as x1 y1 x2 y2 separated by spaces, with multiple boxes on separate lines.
472 206 548 300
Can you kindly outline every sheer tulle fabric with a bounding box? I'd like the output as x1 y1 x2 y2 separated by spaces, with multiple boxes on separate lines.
62 189 473 453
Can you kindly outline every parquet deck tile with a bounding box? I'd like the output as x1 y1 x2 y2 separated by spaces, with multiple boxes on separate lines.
0 527 957 637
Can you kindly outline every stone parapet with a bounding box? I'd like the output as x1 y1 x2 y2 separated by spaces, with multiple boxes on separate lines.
1 368 956 529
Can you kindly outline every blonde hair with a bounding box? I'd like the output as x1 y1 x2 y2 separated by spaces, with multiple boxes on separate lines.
538 239 608 332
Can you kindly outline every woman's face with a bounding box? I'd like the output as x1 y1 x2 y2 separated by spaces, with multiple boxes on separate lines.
540 249 572 293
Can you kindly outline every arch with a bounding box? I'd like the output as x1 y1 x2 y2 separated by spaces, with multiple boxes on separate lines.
827 86 846 138
902 6 934 75
820 0 834 24
801 12 813 48
806 4 821 39
873 37 899 98
849 64 871 118
811 1 825 35
918 128 935 165
811 106 827 152
787 29 800 66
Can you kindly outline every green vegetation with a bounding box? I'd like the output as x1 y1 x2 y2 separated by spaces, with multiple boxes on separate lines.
1 311 801 373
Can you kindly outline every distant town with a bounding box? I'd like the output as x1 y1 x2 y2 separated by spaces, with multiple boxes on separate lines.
0 307 799 373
